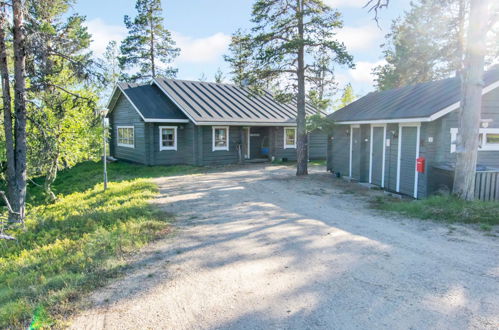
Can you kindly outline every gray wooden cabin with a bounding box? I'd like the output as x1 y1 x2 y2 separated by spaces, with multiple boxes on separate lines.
327 70 499 199
106 78 327 166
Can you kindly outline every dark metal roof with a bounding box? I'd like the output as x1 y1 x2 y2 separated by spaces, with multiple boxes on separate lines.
329 70 499 123
117 83 188 120
153 77 319 125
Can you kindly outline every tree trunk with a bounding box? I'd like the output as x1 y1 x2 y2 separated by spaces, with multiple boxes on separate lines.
0 3 16 210
12 0 27 219
296 0 308 176
149 10 155 78
452 0 489 200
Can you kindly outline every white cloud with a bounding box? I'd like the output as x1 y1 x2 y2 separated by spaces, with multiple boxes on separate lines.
336 25 383 51
324 0 367 8
173 32 231 64
348 60 386 85
84 18 126 57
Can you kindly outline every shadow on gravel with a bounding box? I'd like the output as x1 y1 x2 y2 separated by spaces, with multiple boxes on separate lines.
75 165 499 329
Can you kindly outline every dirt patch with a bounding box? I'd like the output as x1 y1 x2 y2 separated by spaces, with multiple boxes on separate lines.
69 164 499 330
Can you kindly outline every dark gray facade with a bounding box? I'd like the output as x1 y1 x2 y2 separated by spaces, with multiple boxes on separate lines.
327 79 499 199
108 87 327 167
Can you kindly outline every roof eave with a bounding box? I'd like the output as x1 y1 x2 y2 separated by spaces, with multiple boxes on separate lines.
334 76 499 125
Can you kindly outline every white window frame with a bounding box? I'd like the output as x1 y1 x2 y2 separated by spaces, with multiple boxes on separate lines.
159 126 177 151
212 126 229 151
117 126 134 148
450 127 499 152
284 127 297 149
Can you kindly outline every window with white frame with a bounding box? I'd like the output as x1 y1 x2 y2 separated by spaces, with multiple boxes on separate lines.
212 126 229 151
450 127 499 152
284 127 296 149
117 126 134 148
159 126 177 151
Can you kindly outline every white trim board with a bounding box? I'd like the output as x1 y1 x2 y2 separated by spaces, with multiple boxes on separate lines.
145 118 190 123
396 123 421 198
284 127 297 149
212 126 230 151
368 124 387 187
116 125 135 148
414 125 421 199
336 79 499 125
159 126 178 151
106 83 191 124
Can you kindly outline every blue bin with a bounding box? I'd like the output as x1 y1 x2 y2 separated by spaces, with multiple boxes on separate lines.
261 147 269 156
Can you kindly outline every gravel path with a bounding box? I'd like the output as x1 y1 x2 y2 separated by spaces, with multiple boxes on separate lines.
69 164 499 330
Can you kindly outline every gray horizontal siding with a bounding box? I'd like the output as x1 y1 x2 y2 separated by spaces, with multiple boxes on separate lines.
329 126 350 177
110 94 146 164
384 123 399 192
272 127 297 161
308 130 327 160
200 126 243 165
149 122 196 165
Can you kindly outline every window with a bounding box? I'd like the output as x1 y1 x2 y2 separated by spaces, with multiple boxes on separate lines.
159 126 177 151
284 127 296 149
450 128 499 152
212 126 229 151
117 126 134 148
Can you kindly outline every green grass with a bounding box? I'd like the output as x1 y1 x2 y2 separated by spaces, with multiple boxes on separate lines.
0 161 200 328
372 195 499 226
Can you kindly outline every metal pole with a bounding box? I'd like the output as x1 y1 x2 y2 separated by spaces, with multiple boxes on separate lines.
103 116 107 191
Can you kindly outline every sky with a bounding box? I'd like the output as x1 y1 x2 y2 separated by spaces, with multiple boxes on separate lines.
73 0 412 98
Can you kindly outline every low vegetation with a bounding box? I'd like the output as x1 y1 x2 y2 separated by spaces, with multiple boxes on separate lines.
372 195 499 227
0 161 200 328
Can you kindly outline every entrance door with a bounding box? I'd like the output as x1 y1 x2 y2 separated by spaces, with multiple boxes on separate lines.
370 126 385 186
398 125 419 197
242 127 250 159
250 127 265 159
350 126 361 180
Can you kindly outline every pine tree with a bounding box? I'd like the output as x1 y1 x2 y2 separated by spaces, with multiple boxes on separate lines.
120 0 179 82
372 0 498 91
334 83 356 110
224 29 253 86
98 40 123 101
246 0 353 176
214 68 225 83
25 0 100 201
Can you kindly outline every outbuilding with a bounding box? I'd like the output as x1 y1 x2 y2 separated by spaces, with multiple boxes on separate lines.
327 70 499 199
106 78 327 166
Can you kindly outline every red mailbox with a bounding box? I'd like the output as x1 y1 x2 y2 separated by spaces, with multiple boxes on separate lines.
416 157 425 173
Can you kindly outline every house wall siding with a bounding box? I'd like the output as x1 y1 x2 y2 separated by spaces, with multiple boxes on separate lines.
272 127 298 160
109 94 147 164
384 124 399 192
329 126 350 176
308 130 328 160
200 126 243 165
147 122 197 165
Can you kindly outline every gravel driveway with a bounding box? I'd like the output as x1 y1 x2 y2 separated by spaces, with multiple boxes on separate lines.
70 164 499 330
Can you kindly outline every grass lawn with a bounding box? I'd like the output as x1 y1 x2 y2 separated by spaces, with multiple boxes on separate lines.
372 195 499 229
0 161 200 328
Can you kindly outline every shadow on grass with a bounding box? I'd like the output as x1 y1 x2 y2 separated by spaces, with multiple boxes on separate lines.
25 161 202 207
0 161 196 328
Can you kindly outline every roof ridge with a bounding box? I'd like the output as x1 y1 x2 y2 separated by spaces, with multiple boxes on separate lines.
154 76 238 88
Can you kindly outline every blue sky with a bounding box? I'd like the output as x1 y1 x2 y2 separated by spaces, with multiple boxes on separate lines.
74 0 411 97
